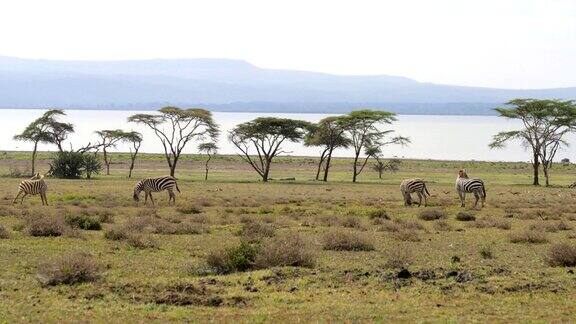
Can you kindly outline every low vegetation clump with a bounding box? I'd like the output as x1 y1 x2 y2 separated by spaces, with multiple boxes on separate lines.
340 216 363 229
529 221 573 233
65 214 102 230
239 221 275 242
418 209 447 221
0 224 9 239
103 227 129 241
433 219 453 231
322 230 375 251
479 246 494 259
206 241 258 274
126 234 159 249
509 230 549 244
255 232 315 268
546 243 576 267
36 252 102 286
367 209 389 220
177 204 203 215
393 229 421 242
455 212 476 222
25 217 66 237
384 247 414 268
472 217 511 230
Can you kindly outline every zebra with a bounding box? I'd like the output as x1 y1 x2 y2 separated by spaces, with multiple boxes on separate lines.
400 178 430 207
12 173 48 205
455 169 486 208
133 176 181 205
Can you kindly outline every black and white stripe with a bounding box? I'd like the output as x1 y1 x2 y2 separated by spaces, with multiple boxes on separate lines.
133 176 181 205
455 170 486 208
13 173 48 205
400 178 430 207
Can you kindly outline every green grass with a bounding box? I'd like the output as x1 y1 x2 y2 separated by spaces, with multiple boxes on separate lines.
0 152 576 322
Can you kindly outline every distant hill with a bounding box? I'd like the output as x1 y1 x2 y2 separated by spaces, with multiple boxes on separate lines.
1 55 575 115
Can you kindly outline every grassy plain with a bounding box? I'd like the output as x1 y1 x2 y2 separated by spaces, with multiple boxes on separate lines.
1 151 576 322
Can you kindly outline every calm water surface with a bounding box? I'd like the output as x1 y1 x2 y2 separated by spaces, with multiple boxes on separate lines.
1 109 573 162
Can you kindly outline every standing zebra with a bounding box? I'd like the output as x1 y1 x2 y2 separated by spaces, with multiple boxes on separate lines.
12 173 48 205
455 169 486 208
400 178 430 207
133 176 181 205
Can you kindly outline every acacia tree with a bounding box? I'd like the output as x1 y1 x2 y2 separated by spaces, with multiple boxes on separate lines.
128 107 219 177
95 129 128 175
43 111 74 152
13 111 55 175
229 117 312 182
304 116 350 181
341 109 410 182
122 131 143 178
489 99 576 186
198 142 218 181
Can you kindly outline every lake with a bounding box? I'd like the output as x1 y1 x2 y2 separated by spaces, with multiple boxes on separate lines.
0 109 572 162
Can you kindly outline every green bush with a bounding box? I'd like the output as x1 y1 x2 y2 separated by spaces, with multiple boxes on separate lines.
65 214 102 230
206 241 258 274
49 151 102 179
368 209 389 220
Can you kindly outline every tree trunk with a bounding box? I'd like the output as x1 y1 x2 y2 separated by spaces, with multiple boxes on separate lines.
543 164 550 187
532 151 540 186
169 155 179 177
262 158 271 182
315 149 327 180
128 155 136 178
352 152 360 183
103 148 110 175
204 154 211 181
31 141 38 175
323 148 334 182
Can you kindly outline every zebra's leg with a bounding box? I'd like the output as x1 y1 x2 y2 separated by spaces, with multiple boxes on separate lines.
150 193 155 206
144 192 148 205
481 192 485 208
42 192 48 206
473 192 479 209
12 190 22 205
423 191 428 207
416 192 422 207
459 192 466 207
168 189 175 204
20 193 28 204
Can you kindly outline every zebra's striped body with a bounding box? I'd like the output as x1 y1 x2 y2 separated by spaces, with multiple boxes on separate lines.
455 170 486 208
400 178 430 207
133 176 181 205
13 173 48 205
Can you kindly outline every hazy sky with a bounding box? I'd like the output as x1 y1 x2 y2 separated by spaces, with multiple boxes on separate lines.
1 0 575 89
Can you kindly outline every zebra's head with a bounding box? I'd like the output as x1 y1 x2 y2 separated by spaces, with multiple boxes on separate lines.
458 169 469 179
133 182 142 201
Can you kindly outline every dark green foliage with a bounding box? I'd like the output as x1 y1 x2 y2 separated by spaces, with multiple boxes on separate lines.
65 214 102 230
368 209 389 220
206 241 258 274
49 151 103 179
456 212 476 221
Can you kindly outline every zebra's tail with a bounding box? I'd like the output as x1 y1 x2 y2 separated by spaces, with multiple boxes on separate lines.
482 184 486 199
175 181 181 193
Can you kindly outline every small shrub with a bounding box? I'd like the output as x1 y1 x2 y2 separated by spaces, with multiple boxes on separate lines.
546 243 576 267
36 252 101 286
177 204 203 215
394 229 420 242
65 214 102 230
530 221 572 233
322 230 374 251
473 217 511 230
26 217 66 237
126 233 158 249
104 227 129 241
376 220 401 232
456 212 476 222
479 246 494 259
418 209 447 221
396 219 425 231
340 216 363 229
206 241 257 274
255 232 315 268
258 206 274 214
509 231 548 244
239 222 275 242
0 224 10 239
368 209 389 220
384 247 413 268
433 219 453 231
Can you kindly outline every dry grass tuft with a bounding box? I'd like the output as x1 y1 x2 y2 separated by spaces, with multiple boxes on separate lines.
509 230 548 244
529 221 573 233
433 219 453 231
394 229 421 242
25 217 67 237
255 232 315 268
340 216 364 229
473 217 511 230
384 247 414 268
239 221 275 243
0 224 10 239
546 243 576 267
455 212 476 222
418 209 447 221
322 230 375 251
36 252 101 286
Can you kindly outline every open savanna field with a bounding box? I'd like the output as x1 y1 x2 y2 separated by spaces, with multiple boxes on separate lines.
1 151 576 322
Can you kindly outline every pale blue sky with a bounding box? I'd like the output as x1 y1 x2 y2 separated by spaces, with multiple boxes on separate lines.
0 0 574 89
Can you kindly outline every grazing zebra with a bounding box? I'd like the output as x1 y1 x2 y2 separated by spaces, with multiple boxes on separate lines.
400 178 430 207
455 169 486 208
133 176 181 205
12 173 48 205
